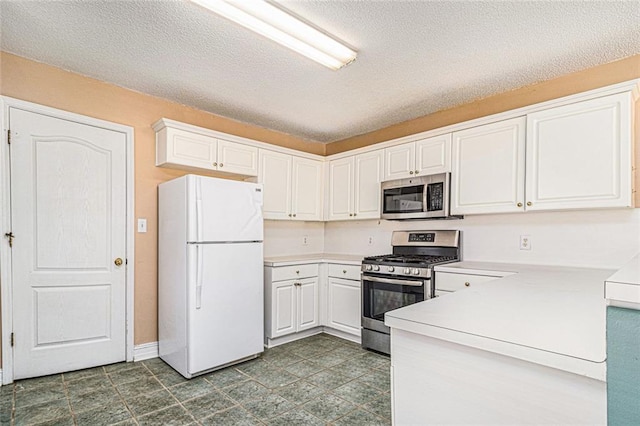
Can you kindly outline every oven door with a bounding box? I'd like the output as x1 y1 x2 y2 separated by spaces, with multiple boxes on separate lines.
361 274 429 333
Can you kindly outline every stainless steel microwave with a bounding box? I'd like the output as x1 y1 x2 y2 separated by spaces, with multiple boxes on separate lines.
381 172 460 220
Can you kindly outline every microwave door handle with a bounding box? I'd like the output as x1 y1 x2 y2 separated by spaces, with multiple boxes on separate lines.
364 275 423 287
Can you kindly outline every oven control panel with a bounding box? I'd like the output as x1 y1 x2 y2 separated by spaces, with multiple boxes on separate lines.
408 232 435 242
362 263 432 278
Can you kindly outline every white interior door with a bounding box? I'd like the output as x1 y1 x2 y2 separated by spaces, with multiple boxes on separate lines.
9 108 127 379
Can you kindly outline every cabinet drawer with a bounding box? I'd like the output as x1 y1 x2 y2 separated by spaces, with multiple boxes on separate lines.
435 272 500 292
271 264 319 281
328 264 361 281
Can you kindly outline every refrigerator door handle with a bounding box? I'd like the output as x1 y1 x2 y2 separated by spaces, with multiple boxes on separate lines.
195 244 203 309
195 178 203 242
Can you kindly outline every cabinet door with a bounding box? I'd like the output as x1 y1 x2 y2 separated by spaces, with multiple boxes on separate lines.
216 138 258 176
384 143 415 180
164 128 217 171
328 157 354 221
327 277 361 336
416 134 451 175
526 93 632 211
297 277 319 331
270 280 297 338
451 117 526 215
354 150 383 219
291 157 323 221
259 150 292 220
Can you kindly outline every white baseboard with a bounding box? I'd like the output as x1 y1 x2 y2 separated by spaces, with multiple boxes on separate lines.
0 369 3 386
133 341 159 361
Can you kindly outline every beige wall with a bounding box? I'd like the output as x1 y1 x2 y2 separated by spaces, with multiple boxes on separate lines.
1 51 639 356
326 54 640 154
0 52 323 349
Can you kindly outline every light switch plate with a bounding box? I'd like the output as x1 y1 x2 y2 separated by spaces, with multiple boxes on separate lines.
137 218 147 233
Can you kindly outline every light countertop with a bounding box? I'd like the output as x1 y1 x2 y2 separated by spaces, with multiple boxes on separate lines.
387 261 614 380
264 253 363 267
605 254 640 307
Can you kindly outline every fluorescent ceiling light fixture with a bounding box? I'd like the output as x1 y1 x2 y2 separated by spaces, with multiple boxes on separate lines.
191 0 357 70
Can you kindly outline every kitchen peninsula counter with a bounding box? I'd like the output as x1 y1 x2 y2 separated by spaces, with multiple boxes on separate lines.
387 261 613 379
386 261 614 425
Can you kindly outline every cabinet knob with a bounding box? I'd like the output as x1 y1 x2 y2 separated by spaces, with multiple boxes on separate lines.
292 213 296 217
296 270 300 274
212 162 218 167
349 213 353 217
219 163 223 167
288 214 292 217
343 270 347 274
517 202 523 207
409 170 414 175
415 170 419 175
464 282 470 287
353 213 357 216
526 201 532 206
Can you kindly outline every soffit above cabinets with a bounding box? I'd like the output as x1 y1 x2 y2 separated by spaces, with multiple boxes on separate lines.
1 1 639 143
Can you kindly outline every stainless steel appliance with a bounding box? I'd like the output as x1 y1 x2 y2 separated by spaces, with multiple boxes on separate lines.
361 230 460 354
381 172 461 220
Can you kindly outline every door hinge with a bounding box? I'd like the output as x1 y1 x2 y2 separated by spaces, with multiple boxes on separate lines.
7 130 10 145
125 259 128 265
11 332 14 347
4 232 14 247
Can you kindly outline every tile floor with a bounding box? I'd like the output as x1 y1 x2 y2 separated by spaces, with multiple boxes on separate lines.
1 333 391 425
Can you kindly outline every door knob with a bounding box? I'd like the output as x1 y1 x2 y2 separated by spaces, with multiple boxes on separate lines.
114 258 123 266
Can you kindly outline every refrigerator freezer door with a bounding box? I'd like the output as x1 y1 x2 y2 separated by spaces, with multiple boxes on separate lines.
187 175 263 243
187 242 264 375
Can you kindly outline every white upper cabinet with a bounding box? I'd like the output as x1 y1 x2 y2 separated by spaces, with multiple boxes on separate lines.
451 92 634 215
259 149 323 221
416 134 452 176
259 150 292 220
292 157 323 221
384 135 452 180
216 138 258 176
354 150 384 218
328 150 383 221
451 117 526 215
525 92 633 211
156 123 258 176
384 143 415 180
328 157 354 220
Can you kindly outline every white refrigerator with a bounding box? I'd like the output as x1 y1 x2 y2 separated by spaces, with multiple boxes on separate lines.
158 175 264 378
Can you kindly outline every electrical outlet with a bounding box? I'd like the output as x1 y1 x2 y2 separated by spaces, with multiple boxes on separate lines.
368 236 374 246
137 218 147 233
520 235 531 250
302 235 308 246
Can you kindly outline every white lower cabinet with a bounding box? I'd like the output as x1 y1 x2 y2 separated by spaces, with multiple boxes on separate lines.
265 265 319 342
265 261 362 345
326 264 362 337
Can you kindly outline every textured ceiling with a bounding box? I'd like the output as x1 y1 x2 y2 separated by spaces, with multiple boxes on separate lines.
1 1 639 143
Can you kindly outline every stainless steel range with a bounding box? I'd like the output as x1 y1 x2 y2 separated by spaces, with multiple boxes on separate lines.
361 230 461 354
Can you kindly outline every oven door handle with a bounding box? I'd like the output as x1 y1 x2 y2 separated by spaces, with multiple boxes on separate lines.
363 275 424 287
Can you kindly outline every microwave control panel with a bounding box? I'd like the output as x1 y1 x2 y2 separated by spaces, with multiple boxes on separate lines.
427 182 444 211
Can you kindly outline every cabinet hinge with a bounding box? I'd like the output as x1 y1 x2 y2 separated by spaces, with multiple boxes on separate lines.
7 130 10 145
11 332 14 347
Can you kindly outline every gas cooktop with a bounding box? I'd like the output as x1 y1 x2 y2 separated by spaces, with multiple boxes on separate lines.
363 254 458 266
